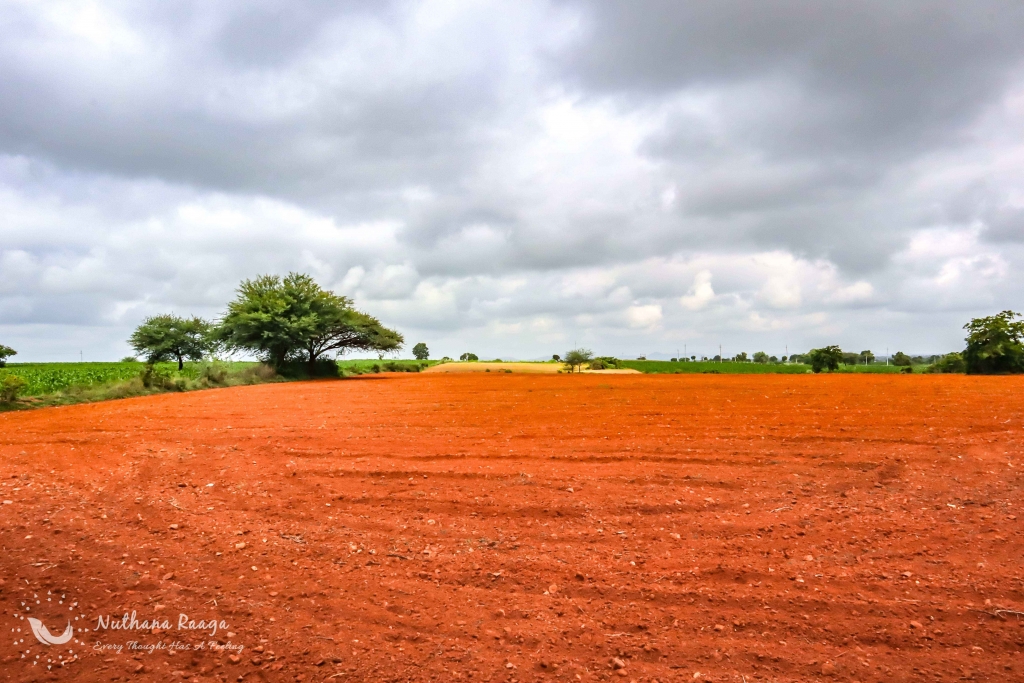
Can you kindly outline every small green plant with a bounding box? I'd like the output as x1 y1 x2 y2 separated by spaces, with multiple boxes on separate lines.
807 346 843 373
1 375 27 403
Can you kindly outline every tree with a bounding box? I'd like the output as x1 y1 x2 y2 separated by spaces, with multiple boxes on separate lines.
552 354 561 362
412 343 429 360
216 273 403 372
0 344 15 368
563 348 594 373
859 350 875 365
129 315 211 370
807 346 842 373
841 352 858 366
963 311 1024 374
891 351 912 367
752 351 769 363
733 352 749 362
460 352 479 361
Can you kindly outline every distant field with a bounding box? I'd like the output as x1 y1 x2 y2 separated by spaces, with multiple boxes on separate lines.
619 360 929 374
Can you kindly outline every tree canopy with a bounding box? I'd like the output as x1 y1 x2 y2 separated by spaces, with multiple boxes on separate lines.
412 343 429 360
217 273 403 370
807 346 842 373
963 310 1024 374
0 344 15 368
129 315 211 370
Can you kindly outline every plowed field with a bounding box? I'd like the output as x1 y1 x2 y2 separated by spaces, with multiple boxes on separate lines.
1 373 1022 683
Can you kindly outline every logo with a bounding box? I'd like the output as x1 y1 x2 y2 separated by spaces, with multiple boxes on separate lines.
28 617 74 645
10 588 87 671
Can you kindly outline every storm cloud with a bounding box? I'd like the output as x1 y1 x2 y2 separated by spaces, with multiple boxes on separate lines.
1 0 1022 361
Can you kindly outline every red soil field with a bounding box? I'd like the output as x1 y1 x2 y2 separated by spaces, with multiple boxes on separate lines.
1 373 1022 683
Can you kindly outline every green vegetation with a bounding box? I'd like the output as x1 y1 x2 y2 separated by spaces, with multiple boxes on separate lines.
217 272 402 372
563 348 594 373
0 344 16 367
808 346 843 373
129 314 212 370
963 310 1024 374
335 359 434 375
460 352 479 361
927 352 966 374
621 359 811 374
0 360 275 410
412 342 429 360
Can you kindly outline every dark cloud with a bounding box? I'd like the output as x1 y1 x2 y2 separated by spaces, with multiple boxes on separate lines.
1 1 1022 360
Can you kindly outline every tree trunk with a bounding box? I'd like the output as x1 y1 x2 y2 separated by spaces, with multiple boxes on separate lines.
177 355 184 371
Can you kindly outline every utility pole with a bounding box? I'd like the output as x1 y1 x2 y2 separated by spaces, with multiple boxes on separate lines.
80 350 83 362
719 344 722 362
886 347 888 366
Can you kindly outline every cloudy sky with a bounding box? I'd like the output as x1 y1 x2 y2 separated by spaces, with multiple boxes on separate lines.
2 1 1023 361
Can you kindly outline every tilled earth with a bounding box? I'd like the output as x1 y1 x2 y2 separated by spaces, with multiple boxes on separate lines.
1 373 1023 683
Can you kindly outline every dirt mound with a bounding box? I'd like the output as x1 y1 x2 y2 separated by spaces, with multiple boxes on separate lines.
1 373 1021 682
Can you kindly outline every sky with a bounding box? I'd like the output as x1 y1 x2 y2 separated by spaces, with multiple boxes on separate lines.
1 0 1023 362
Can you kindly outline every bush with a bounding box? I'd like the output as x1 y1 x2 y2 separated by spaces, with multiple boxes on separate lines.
752 352 769 363
927 353 966 374
200 362 230 384
0 375 27 403
120 356 140 363
140 363 175 389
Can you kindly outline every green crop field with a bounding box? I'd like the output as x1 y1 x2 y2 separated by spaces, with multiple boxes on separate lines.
0 362 148 396
0 361 258 397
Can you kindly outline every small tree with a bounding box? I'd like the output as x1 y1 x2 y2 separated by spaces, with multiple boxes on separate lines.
412 342 429 360
891 351 912 367
563 348 594 373
807 346 842 373
460 352 479 361
752 351 769 364
841 352 858 366
963 310 1024 374
859 350 875 365
129 315 211 370
0 344 16 368
551 354 561 362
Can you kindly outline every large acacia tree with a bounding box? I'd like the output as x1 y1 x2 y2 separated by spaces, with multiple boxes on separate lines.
216 273 403 371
